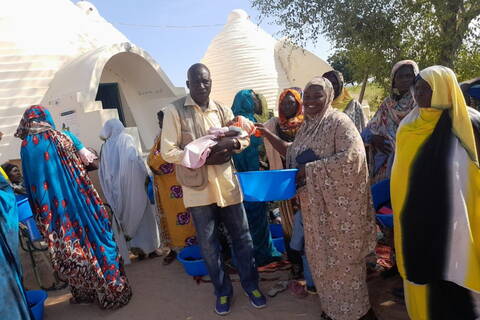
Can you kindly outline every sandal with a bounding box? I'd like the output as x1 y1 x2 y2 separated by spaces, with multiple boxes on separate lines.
288 280 308 298
267 280 288 297
148 251 162 259
162 250 177 265
258 261 283 272
306 286 317 295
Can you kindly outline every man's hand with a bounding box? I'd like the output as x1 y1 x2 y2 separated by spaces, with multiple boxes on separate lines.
205 148 231 165
205 137 240 165
214 136 238 151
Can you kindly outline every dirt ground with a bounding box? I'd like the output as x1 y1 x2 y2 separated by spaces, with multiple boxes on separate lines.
22 252 409 320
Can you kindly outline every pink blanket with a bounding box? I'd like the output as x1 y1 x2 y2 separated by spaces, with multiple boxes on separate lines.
181 116 254 169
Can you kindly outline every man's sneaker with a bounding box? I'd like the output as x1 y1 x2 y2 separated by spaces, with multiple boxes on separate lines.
215 296 231 316
247 289 267 309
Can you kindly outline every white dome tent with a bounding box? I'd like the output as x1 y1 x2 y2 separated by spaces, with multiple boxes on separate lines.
201 9 331 112
0 0 183 162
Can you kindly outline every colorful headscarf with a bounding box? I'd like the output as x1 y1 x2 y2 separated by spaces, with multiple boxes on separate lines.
323 70 354 112
277 88 304 141
391 60 420 99
231 89 269 123
420 66 478 165
366 60 419 141
287 76 335 169
231 89 257 122
14 105 56 140
254 92 270 123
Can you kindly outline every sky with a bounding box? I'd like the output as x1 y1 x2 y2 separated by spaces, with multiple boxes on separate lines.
74 0 331 87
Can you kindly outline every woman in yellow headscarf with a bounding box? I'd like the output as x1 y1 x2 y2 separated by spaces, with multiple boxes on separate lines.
391 66 480 319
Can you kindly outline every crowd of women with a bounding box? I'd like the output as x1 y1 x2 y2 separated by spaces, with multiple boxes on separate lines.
1 59 479 320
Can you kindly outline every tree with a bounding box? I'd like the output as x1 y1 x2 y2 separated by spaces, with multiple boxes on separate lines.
252 0 480 96
327 50 354 84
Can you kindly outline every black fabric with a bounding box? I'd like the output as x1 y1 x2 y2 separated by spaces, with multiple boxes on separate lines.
428 280 477 320
401 111 453 284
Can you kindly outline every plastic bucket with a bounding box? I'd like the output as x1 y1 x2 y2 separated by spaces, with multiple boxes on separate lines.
236 169 298 202
269 224 284 239
26 290 48 320
17 198 33 222
272 237 286 253
177 245 208 277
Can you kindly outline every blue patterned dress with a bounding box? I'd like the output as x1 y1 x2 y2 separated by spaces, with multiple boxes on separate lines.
16 105 132 309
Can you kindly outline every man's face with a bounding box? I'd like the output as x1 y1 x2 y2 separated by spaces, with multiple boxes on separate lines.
187 68 212 105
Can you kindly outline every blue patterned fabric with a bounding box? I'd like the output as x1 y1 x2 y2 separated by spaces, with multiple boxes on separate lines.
17 106 131 309
0 175 31 319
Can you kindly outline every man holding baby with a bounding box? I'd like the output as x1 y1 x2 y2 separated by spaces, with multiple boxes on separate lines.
160 63 265 316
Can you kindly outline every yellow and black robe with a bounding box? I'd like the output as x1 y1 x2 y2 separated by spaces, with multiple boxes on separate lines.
391 66 480 320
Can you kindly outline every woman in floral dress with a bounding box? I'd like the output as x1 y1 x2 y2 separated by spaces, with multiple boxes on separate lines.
148 110 196 265
15 105 131 309
257 77 376 320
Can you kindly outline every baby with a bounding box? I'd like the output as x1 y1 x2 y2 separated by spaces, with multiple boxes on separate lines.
181 116 258 169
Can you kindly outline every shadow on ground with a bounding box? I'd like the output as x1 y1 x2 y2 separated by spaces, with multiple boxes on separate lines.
25 255 408 320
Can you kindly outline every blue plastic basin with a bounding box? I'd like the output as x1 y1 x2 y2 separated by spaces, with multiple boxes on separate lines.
236 169 298 202
17 198 43 241
177 245 208 277
269 224 284 239
17 198 33 222
26 290 48 320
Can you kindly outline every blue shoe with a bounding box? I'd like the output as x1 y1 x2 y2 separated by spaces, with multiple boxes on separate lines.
247 289 266 309
215 296 231 316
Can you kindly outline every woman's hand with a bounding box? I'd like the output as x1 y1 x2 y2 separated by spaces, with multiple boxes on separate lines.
254 123 289 157
254 123 271 137
371 135 391 154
